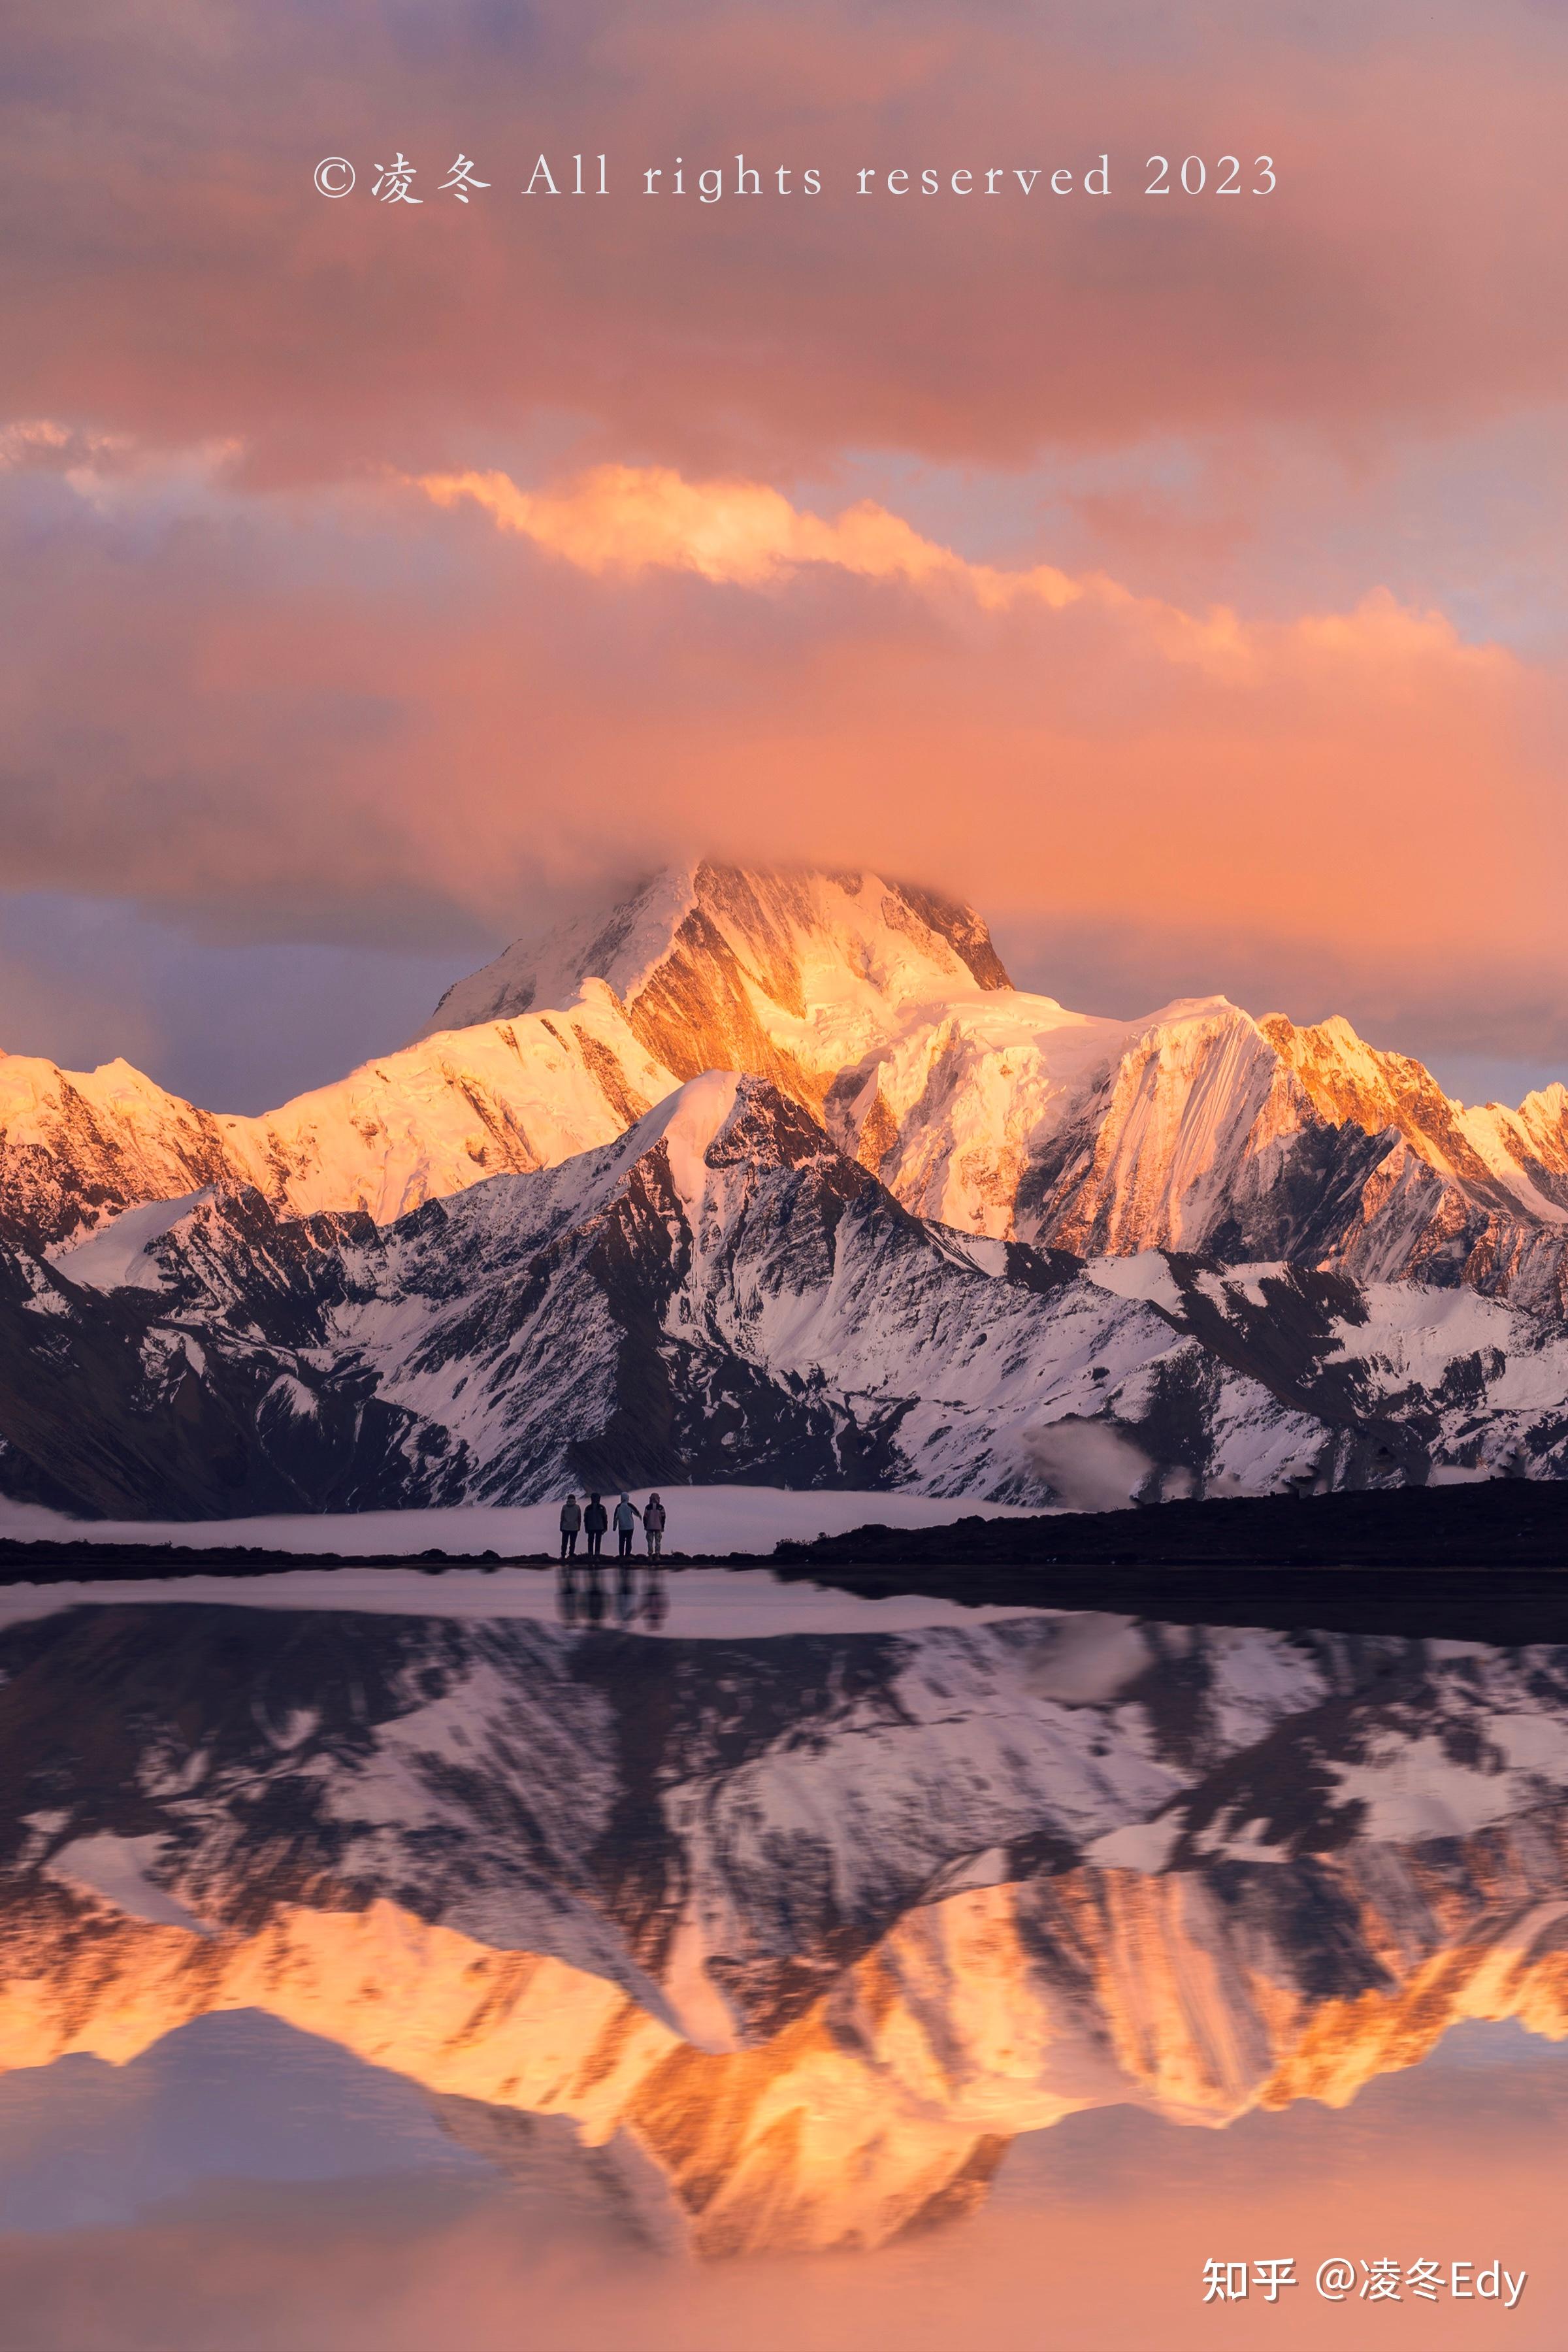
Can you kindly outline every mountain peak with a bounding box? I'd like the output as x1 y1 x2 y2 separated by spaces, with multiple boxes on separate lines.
418 860 1013 1046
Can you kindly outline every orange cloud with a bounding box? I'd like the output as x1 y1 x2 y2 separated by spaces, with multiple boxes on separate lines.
412 462 1513 689
416 463 1083 608
2 444 1556 1000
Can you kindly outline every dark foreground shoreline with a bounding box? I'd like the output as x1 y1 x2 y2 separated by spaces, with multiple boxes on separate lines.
764 1480 1568 1640
1 1480 1565 1644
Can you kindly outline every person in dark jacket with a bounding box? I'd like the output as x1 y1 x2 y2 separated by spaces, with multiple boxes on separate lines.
583 1494 608 1558
643 1494 666 1558
559 1495 581 1560
613 1493 642 1559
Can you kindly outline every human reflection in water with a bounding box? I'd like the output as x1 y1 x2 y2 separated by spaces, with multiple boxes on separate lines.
557 1561 669 1629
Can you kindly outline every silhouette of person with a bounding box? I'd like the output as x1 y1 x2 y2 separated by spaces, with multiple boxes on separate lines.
559 1494 581 1560
643 1492 666 1558
613 1492 642 1559
583 1493 608 1558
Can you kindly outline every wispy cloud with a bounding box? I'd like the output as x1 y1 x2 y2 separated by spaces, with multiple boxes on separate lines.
411 461 1508 681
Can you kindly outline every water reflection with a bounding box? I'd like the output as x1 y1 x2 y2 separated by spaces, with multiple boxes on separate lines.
557 1561 669 1628
1 1590 1565 2292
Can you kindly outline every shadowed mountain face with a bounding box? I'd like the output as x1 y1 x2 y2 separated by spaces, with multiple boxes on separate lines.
3 1075 1566 1518
3 1599 1567 2255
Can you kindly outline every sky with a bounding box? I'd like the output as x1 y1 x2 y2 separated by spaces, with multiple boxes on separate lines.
2 0 1567 1111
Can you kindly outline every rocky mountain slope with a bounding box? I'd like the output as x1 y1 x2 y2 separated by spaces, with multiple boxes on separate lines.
3 1075 1564 1520
5 861 1566 1315
4 1600 1567 2252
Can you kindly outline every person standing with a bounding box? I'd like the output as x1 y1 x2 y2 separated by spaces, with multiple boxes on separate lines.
643 1493 666 1558
613 1492 642 1559
583 1493 608 1558
559 1495 581 1560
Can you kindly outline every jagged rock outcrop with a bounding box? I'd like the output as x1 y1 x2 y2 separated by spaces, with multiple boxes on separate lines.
4 862 1566 1517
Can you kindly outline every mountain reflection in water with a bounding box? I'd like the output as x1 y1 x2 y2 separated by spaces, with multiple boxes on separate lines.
1 1582 1566 2303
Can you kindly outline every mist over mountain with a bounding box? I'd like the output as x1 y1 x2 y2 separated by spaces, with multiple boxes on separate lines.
1 861 1565 1519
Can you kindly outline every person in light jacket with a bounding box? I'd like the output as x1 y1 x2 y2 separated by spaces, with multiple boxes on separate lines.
613 1492 642 1559
583 1494 608 1558
559 1495 581 1560
643 1493 666 1558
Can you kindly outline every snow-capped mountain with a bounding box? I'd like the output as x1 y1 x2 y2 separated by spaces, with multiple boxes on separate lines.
4 1075 1564 1520
3 860 1566 1517
5 861 1566 1314
5 1599 1567 2252
426 862 1568 1312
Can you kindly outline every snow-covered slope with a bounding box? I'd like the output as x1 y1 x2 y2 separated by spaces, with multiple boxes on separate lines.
4 1601 1567 2251
1 981 679 1253
4 1076 1563 1520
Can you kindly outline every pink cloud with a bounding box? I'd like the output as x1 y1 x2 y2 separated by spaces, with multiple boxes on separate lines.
3 3 1566 483
1 450 1560 1009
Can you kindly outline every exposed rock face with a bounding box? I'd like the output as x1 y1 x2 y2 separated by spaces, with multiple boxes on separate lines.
419 862 1568 1311
5 1075 1565 1518
3 1602 1566 2253
0 1203 467 1520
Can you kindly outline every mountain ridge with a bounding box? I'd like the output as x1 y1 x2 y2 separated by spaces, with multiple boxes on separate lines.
3 860 1567 1518
5 860 1565 1316
3 1073 1565 1520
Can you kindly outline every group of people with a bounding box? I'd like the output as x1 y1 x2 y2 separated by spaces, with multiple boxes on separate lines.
555 1490 670 1630
557 1491 668 1560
